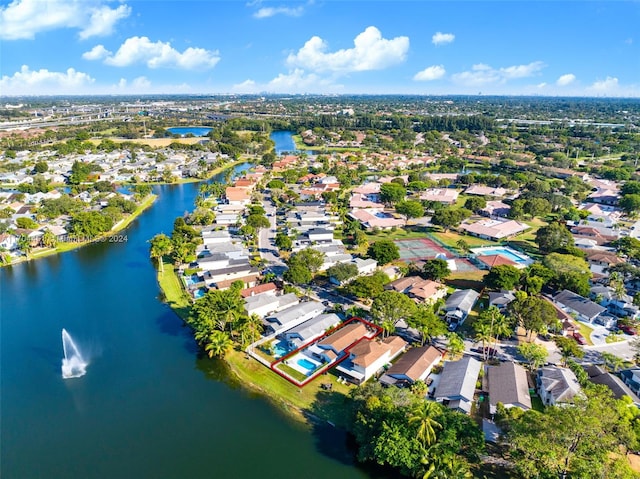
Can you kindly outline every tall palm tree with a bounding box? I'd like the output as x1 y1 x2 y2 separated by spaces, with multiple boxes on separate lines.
203 331 233 359
41 229 57 249
408 401 442 448
149 233 173 273
474 321 493 360
17 234 32 259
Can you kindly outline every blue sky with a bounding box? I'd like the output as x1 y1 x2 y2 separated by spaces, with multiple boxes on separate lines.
1 0 638 96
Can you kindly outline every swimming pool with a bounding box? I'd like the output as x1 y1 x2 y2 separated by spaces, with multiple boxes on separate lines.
184 275 199 287
471 246 532 265
193 288 206 300
297 358 317 373
272 341 291 359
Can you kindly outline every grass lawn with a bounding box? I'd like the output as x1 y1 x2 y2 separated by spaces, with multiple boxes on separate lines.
157 258 193 321
430 230 496 249
276 363 309 383
225 350 353 426
365 227 430 242
576 321 595 346
530 394 545 412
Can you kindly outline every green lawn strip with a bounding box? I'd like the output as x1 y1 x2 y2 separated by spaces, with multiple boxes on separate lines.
158 258 193 321
226 350 352 426
530 394 545 412
366 227 431 242
276 363 309 382
576 321 595 346
430 230 497 249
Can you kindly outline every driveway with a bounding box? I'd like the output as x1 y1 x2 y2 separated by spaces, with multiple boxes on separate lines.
258 196 286 271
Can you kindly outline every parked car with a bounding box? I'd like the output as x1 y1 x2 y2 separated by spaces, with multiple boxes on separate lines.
573 332 587 345
620 325 637 335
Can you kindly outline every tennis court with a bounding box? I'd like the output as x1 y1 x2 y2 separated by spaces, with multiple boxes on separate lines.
395 238 453 261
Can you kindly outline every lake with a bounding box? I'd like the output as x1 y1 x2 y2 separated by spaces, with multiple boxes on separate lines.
166 126 213 137
0 163 379 479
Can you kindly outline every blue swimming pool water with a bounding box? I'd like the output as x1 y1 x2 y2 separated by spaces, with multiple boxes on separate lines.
193 288 206 299
475 247 528 263
184 275 199 286
297 358 317 372
273 341 291 359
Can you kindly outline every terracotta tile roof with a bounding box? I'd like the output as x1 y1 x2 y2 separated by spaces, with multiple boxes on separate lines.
240 282 277 298
477 254 518 268
225 187 250 201
318 322 368 352
386 346 443 381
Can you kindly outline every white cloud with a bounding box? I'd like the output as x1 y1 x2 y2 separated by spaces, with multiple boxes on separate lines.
85 36 220 70
413 65 446 81
432 32 454 46
82 44 111 61
0 65 95 95
254 5 304 18
588 76 619 92
556 73 576 86
232 69 342 94
286 26 409 73
452 61 545 86
0 0 130 40
79 4 131 40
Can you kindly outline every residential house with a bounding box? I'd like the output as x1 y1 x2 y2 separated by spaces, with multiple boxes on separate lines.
464 185 507 197
584 365 640 404
488 290 516 311
353 257 377 275
225 187 251 207
349 209 404 230
387 276 424 293
444 289 480 329
553 289 606 324
419 188 459 204
537 366 582 406
481 200 511 218
264 301 325 334
620 368 640 397
476 254 520 269
336 336 407 384
312 321 371 363
245 292 300 319
590 285 638 320
570 224 620 245
307 228 334 242
0 233 18 250
241 282 277 299
379 345 444 388
279 313 342 350
486 362 532 415
433 356 482 414
407 279 447 304
461 219 530 241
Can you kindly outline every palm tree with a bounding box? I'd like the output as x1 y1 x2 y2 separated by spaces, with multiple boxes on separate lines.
456 239 470 255
149 233 173 273
236 314 263 348
446 332 465 359
474 321 493 360
41 229 57 249
203 330 233 359
408 400 442 447
438 454 473 479
17 234 32 259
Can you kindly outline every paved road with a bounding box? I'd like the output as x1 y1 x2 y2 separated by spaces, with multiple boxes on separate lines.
258 196 286 272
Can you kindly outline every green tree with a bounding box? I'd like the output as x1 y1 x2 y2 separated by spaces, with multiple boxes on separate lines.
620 194 640 217
380 182 406 205
287 247 325 272
463 196 486 213
505 387 636 479
344 272 389 299
327 262 359 284
554 336 585 365
367 239 400 265
33 161 48 173
17 234 32 258
484 264 521 290
535 221 574 253
409 401 442 447
16 217 38 229
283 263 313 285
246 214 270 230
41 229 58 249
203 330 233 359
517 342 549 370
508 295 558 341
274 232 292 251
396 200 425 219
430 207 472 232
371 290 418 337
422 258 450 281
149 233 173 273
543 253 591 296
445 332 465 358
408 303 448 346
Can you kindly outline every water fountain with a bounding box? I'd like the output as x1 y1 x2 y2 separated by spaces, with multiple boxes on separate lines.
61 329 88 379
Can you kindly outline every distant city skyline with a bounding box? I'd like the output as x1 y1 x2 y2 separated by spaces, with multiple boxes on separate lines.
1 0 638 97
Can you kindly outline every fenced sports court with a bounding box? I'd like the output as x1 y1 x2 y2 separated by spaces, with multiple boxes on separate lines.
394 238 453 262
